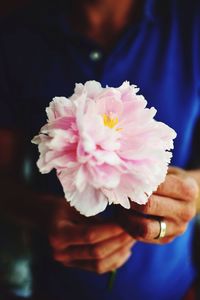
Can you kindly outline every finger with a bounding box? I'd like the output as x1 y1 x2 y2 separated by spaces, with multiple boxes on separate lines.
53 232 134 262
49 222 124 250
117 210 183 241
66 243 133 274
167 166 186 176
130 194 196 221
155 174 198 201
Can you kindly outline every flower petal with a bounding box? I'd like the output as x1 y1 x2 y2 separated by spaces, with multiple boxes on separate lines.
64 186 108 217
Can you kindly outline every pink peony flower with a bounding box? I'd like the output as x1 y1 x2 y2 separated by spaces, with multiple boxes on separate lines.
32 81 176 217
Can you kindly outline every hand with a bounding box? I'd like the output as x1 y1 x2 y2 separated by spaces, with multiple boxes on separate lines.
49 200 135 274
116 166 199 244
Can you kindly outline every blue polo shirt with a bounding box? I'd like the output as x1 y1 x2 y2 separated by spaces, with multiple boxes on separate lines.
0 1 200 299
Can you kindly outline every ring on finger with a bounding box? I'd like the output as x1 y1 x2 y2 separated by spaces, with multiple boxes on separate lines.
155 219 167 239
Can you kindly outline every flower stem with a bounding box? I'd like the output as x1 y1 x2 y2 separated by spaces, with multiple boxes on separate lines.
108 270 117 291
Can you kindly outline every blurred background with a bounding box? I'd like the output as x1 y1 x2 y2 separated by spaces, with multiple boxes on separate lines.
0 0 27 18
0 1 200 300
0 4 38 300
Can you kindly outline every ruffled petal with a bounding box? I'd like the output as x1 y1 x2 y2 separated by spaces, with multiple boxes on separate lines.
64 186 108 217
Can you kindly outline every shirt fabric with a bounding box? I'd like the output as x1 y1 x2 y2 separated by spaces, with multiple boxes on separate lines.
0 0 200 299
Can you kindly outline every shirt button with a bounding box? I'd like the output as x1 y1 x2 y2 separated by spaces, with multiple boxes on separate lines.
89 50 102 62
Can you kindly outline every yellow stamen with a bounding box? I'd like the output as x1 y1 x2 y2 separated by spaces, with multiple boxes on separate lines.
103 114 118 128
102 113 122 131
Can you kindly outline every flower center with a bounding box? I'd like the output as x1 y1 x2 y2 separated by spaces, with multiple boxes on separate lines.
103 114 119 129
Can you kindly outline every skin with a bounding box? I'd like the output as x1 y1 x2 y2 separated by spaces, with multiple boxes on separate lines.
48 168 199 274
47 167 199 273
116 167 199 245
68 0 141 50
49 203 135 274
0 0 200 275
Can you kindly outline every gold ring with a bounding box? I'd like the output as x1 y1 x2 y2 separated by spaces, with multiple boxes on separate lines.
155 219 167 239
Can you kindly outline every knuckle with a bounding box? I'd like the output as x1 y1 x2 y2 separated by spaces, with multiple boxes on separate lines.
119 233 132 244
53 253 70 264
84 228 96 244
182 185 193 200
143 196 157 214
90 245 104 259
146 222 155 239
173 222 187 236
49 236 63 250
111 261 120 270
94 260 104 274
139 222 148 238
138 220 153 239
180 205 196 222
126 217 155 240
181 180 198 201
178 224 188 235
129 221 144 238
115 250 131 268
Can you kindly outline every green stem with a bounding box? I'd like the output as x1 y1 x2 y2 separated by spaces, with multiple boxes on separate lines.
108 270 117 291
